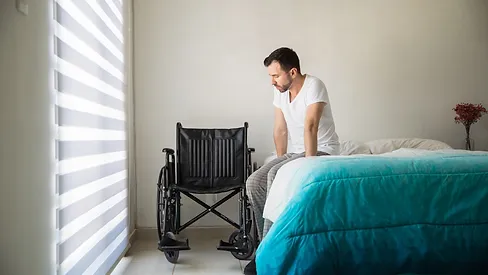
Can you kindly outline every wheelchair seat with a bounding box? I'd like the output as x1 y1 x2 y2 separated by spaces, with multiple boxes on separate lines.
156 122 258 264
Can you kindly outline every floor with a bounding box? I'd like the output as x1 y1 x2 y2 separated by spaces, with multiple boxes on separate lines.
112 227 252 275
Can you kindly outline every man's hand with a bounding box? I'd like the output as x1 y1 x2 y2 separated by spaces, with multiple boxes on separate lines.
273 107 288 157
304 102 325 157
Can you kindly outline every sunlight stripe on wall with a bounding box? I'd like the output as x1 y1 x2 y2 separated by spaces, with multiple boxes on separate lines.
54 0 129 274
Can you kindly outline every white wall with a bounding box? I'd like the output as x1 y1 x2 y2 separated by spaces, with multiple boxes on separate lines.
0 1 56 274
133 0 488 228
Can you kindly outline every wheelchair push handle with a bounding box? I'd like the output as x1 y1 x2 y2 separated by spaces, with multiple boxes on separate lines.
162 148 175 162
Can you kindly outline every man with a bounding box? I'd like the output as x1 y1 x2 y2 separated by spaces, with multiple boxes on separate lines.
244 47 340 274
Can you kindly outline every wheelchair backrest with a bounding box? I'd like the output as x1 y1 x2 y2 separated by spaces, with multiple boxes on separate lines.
175 122 249 191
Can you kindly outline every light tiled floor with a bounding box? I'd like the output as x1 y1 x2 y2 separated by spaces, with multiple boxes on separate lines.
112 227 253 275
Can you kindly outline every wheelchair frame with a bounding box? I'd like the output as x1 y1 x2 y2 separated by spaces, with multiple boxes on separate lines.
156 122 259 263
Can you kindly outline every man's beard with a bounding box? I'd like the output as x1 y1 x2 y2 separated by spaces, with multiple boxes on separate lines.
275 85 289 93
275 77 293 93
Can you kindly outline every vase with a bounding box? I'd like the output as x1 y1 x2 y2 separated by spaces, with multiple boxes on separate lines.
464 125 474 150
465 137 474 150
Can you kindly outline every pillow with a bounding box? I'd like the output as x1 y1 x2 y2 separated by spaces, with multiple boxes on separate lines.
340 140 372 155
365 138 452 154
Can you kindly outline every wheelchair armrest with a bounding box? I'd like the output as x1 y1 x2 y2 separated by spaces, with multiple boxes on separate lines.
162 148 175 155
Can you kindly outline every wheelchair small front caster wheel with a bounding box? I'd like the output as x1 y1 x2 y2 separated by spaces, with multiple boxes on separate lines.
229 230 255 260
161 232 181 263
164 250 179 264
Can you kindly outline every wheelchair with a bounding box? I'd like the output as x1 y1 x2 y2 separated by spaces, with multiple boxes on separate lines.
156 122 259 263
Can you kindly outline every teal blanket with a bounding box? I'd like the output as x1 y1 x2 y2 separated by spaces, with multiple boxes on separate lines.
256 152 488 274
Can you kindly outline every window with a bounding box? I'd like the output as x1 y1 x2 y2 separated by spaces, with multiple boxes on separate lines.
53 0 129 274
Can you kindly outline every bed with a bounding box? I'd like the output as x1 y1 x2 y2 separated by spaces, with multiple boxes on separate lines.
256 139 488 275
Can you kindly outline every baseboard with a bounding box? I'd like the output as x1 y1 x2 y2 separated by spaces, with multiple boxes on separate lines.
128 228 137 244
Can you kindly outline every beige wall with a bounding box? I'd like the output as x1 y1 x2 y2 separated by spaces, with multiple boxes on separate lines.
0 1 55 274
133 0 488 228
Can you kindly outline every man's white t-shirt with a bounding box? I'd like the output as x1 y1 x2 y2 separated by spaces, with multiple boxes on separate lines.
273 74 340 155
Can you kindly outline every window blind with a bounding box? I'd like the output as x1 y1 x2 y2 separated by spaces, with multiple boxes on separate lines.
53 0 129 274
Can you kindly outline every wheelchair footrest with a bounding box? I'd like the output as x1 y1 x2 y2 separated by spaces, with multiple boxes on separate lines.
216 240 249 253
158 235 191 252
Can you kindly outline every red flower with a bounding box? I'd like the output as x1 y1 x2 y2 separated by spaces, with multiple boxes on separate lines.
453 102 487 126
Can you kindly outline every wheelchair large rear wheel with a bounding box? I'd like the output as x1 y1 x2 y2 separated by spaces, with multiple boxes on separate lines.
158 195 180 263
157 170 180 263
156 184 164 241
228 230 255 260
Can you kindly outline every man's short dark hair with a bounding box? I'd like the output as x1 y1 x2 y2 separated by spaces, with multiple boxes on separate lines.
263 47 301 73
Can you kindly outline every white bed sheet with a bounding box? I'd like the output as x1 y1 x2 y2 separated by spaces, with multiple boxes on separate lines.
262 149 480 223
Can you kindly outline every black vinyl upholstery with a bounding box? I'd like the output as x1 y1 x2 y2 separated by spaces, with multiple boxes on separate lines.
175 123 248 194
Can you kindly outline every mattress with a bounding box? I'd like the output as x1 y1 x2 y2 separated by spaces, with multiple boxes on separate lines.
263 149 487 223
256 150 488 275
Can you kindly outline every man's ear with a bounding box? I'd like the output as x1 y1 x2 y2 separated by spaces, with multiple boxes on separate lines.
289 68 297 77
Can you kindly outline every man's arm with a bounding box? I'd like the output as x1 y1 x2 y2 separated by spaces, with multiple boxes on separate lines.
273 107 288 157
304 102 325 157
